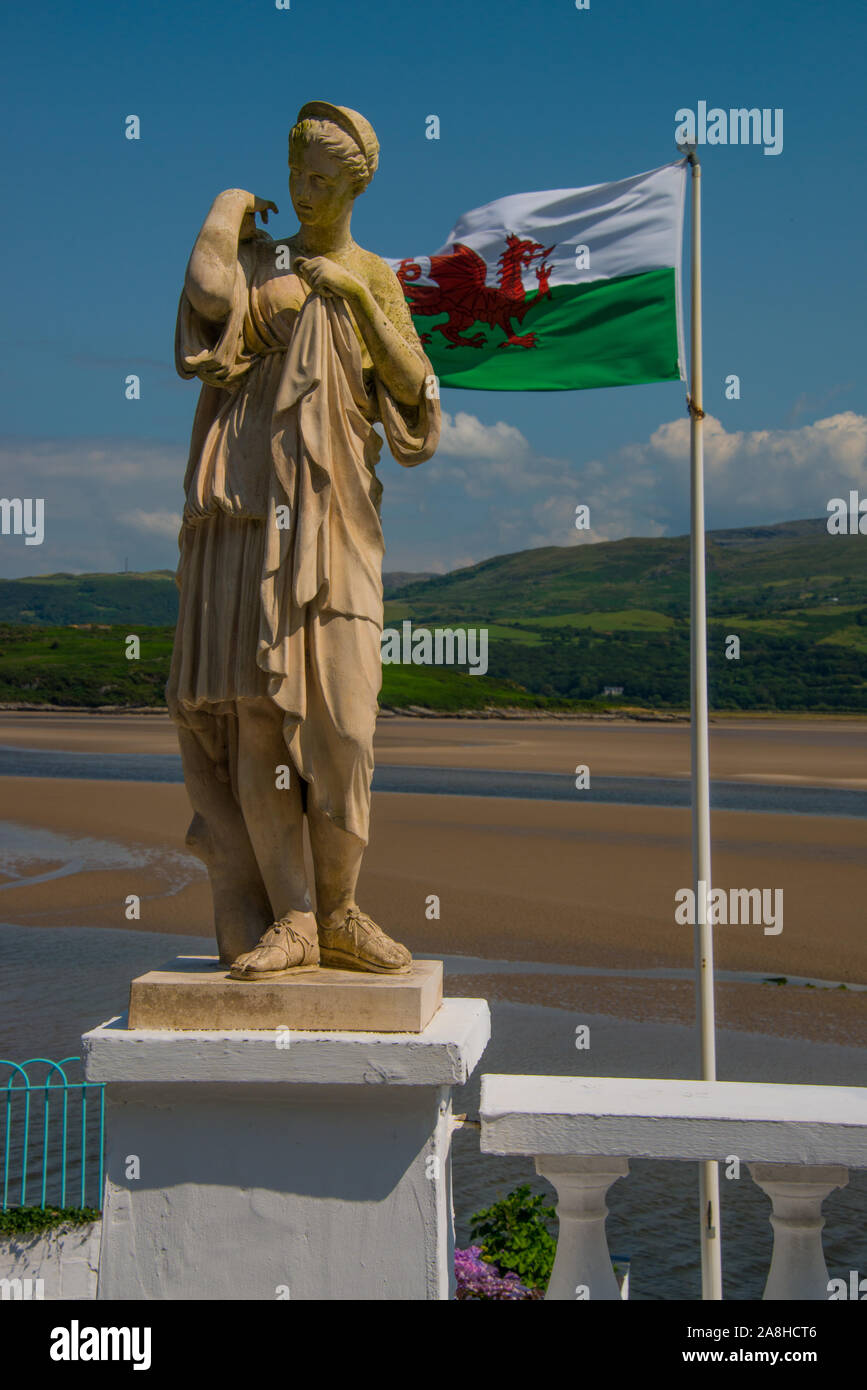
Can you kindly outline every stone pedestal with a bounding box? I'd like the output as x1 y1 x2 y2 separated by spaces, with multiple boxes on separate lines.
82 997 490 1301
128 955 443 1032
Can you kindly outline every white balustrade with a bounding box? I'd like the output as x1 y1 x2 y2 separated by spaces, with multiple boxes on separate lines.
535 1155 629 1300
480 1075 867 1301
749 1163 849 1300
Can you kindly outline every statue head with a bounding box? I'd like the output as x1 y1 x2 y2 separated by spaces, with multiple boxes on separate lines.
288 102 379 228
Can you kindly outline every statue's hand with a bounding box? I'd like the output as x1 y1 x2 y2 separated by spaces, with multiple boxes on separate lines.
295 255 365 305
239 195 279 241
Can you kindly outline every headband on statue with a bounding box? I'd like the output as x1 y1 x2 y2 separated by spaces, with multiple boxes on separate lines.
295 101 380 182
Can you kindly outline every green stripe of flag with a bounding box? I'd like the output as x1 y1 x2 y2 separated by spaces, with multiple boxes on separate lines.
414 268 681 392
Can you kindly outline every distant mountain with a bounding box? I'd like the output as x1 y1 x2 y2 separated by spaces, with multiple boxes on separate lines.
1 520 863 627
385 518 866 621
0 568 434 624
382 571 436 597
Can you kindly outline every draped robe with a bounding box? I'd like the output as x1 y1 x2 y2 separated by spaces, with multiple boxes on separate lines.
167 233 440 842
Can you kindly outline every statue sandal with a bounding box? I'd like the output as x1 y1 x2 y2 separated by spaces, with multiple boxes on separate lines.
317 907 412 974
230 912 320 980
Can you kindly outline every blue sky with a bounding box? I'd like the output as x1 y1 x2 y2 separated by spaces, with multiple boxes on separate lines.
1 0 865 577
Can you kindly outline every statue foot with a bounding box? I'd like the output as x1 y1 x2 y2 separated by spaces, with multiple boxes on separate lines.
317 907 412 975
229 911 320 980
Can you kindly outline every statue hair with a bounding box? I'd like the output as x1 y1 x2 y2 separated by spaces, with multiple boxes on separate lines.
288 118 372 196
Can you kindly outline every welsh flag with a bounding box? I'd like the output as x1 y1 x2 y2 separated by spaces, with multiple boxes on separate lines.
388 160 687 392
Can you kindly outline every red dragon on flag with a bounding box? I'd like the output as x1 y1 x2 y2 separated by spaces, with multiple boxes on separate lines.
397 235 555 350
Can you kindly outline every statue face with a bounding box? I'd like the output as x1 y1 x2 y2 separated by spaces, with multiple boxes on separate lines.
289 141 356 228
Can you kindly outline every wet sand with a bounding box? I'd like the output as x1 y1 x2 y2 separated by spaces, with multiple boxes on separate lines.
0 773 864 1047
2 711 867 786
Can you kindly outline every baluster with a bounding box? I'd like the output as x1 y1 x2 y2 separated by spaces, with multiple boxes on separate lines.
535 1154 629 1301
749 1163 849 1300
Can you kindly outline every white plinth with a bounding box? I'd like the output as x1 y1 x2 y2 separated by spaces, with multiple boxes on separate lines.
83 999 490 1301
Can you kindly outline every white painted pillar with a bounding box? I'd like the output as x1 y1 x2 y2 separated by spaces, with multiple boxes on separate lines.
535 1154 629 1301
749 1162 849 1301
83 1000 490 1301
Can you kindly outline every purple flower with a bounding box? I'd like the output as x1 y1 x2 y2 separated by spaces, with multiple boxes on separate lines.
454 1245 542 1300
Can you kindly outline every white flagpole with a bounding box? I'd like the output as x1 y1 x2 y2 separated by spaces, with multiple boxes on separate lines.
686 148 723 1301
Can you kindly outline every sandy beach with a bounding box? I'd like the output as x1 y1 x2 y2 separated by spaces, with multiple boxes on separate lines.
0 708 864 1049
2 710 867 786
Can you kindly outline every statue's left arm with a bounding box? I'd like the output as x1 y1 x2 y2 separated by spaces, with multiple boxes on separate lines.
346 264 427 407
295 255 427 405
296 253 440 464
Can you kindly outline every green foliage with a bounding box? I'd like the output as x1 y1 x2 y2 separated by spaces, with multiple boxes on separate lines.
0 623 603 714
379 661 594 712
0 1206 101 1237
470 1184 558 1290
0 624 174 707
482 622 867 711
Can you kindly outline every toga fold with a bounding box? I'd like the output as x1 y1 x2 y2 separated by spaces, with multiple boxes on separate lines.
167 234 440 841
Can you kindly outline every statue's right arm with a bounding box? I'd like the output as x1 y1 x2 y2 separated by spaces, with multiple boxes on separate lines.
184 190 254 323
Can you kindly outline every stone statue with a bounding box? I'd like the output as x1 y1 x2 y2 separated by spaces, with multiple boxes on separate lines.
167 102 441 980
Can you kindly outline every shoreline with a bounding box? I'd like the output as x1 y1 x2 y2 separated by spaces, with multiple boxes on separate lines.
2 702 867 724
2 919 864 1050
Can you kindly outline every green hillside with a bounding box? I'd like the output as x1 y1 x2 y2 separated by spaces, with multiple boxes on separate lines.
378 518 867 710
0 569 424 624
0 572 178 626
385 518 866 621
1 519 865 711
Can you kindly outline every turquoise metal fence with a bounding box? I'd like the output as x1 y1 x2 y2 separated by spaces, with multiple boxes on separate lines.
1 1057 105 1210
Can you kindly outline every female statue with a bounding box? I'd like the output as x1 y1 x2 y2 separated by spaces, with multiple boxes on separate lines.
168 102 440 979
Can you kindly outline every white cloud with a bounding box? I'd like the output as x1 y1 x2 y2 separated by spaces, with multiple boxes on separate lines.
123 509 182 538
3 410 862 581
648 411 867 518
0 435 186 577
0 436 184 482
438 411 531 461
426 410 572 499
385 407 867 569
